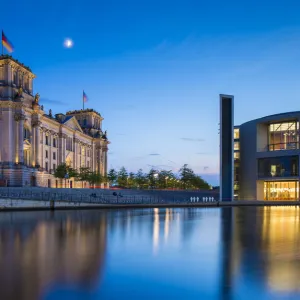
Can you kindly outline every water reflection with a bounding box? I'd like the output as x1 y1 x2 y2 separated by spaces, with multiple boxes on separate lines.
0 211 107 300
1 207 300 299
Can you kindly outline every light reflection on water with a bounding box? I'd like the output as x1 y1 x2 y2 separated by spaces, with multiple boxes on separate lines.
0 207 300 299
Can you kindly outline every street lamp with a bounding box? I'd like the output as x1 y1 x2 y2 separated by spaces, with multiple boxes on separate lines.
165 176 169 189
64 172 69 188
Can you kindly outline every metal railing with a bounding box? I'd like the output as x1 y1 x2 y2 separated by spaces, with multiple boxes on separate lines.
0 188 218 205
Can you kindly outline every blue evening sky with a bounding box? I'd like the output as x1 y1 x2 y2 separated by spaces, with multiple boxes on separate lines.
2 0 300 185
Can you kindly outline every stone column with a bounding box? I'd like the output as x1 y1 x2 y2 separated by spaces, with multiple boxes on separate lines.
40 130 44 169
49 131 52 172
35 126 40 167
97 146 102 175
14 113 25 164
32 120 41 167
73 138 77 169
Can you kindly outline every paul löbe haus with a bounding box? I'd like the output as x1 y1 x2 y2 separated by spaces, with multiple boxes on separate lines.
234 112 300 201
0 55 109 188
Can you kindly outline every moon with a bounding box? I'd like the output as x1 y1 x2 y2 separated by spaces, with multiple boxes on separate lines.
64 38 74 48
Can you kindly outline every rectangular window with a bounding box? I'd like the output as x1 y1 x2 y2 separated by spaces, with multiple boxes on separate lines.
268 121 299 151
258 156 299 178
45 150 48 158
53 138 56 147
45 135 49 146
53 152 56 160
234 142 239 151
234 152 240 160
53 164 56 171
45 162 49 172
234 128 240 139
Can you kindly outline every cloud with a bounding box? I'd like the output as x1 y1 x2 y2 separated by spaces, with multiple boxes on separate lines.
40 98 67 106
180 138 205 142
203 166 209 171
149 153 160 156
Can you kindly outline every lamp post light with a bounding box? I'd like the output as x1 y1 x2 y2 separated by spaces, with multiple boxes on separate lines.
64 172 69 188
165 176 169 189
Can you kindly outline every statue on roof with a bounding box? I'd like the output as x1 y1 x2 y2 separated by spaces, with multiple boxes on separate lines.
34 93 40 103
49 109 53 117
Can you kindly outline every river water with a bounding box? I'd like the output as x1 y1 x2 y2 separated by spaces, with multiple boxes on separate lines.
1 207 300 300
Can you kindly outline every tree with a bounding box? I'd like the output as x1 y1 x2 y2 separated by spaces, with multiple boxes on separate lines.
77 167 91 188
87 172 103 188
54 163 78 188
179 164 196 189
127 172 136 188
135 169 147 189
107 168 118 186
147 168 159 189
157 170 175 189
117 166 128 188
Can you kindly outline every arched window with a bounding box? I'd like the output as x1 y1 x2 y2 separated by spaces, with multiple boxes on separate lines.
23 128 30 140
83 119 87 126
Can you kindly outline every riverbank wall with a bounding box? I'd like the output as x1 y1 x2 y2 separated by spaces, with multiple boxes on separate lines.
0 187 299 211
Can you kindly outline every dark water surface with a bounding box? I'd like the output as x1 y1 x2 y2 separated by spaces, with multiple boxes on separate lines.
1 207 300 300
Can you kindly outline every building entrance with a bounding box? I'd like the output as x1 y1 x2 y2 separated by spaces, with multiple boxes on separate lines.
264 181 299 201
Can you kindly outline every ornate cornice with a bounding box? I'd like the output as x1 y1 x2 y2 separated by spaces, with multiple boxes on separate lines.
59 133 68 138
14 113 26 121
32 120 42 127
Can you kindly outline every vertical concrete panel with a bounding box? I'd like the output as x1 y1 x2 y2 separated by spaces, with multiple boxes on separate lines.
257 123 268 151
220 95 234 201
239 122 258 200
256 180 264 200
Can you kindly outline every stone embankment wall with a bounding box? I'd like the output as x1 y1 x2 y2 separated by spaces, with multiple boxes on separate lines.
0 187 219 210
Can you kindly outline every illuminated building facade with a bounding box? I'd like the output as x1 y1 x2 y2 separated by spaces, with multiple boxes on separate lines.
0 55 109 187
236 112 300 200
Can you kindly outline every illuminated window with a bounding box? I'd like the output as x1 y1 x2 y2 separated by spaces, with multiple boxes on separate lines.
234 142 240 150
269 121 299 151
264 181 299 200
234 152 240 159
234 128 240 139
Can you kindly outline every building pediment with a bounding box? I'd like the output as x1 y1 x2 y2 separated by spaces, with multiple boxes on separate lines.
63 116 83 132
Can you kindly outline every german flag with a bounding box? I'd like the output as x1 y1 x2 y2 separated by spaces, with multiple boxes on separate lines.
2 31 14 53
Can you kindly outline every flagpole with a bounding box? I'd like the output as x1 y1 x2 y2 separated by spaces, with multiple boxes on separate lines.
83 90 84 110
1 31 3 56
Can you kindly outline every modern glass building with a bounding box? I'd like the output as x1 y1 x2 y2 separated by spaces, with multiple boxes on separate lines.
235 112 300 201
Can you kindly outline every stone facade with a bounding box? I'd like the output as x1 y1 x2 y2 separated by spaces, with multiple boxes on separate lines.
0 55 109 187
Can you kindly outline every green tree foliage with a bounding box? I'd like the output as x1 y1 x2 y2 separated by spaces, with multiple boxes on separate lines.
178 164 210 189
147 168 159 189
135 169 147 189
54 163 78 179
117 166 129 188
87 172 103 187
107 168 118 186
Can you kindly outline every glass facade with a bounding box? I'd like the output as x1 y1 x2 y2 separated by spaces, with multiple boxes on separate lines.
268 121 299 151
264 181 299 200
258 156 298 178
